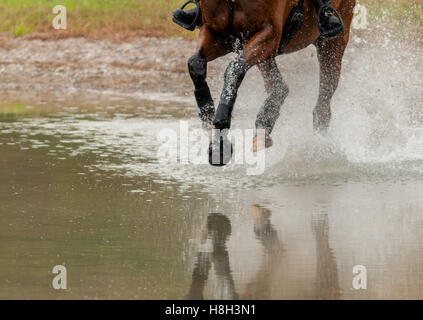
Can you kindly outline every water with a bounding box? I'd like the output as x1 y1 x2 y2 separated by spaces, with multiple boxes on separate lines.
1 29 423 299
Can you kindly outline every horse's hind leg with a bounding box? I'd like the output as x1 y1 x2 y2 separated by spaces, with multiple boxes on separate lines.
313 34 348 133
253 58 289 152
188 27 228 128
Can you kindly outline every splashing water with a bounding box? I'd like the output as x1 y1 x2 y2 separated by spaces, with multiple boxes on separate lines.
1 26 423 194
1 16 423 300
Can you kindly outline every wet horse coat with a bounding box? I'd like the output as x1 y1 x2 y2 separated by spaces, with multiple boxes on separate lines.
187 0 356 163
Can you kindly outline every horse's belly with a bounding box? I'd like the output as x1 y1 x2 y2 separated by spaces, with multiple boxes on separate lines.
203 1 271 38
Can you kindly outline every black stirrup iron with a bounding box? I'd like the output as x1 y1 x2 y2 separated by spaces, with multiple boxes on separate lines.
316 0 344 39
172 0 201 31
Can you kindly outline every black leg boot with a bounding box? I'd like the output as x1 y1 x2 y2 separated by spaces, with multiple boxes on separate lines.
173 0 203 31
310 0 344 39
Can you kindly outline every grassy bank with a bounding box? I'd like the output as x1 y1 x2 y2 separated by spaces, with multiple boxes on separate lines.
0 0 421 39
0 0 186 38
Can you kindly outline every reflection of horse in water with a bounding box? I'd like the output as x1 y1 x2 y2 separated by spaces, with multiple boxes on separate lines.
186 205 340 299
312 212 341 299
186 213 238 300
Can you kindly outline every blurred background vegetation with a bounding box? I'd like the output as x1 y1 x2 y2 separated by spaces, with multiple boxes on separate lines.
0 0 421 38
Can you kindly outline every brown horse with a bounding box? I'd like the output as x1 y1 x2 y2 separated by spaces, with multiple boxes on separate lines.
187 0 356 165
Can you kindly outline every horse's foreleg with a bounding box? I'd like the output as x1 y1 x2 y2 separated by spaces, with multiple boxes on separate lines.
313 36 348 133
188 52 214 126
213 25 282 130
209 56 246 166
210 25 281 165
188 27 228 127
212 56 247 130
254 58 289 151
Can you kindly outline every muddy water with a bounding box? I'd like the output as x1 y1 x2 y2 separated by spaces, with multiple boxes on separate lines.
1 31 423 299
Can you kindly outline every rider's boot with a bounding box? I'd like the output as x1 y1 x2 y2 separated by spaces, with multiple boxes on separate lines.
310 0 344 39
173 1 202 31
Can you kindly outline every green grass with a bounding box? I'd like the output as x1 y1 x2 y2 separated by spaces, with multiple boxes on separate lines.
0 102 35 121
0 0 189 38
0 102 26 113
362 0 423 24
0 0 421 38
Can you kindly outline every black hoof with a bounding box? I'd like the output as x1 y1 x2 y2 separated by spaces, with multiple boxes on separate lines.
208 136 233 167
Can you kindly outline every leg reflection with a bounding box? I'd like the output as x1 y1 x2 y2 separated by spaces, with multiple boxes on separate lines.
186 213 238 300
311 212 341 299
186 251 212 300
241 205 284 300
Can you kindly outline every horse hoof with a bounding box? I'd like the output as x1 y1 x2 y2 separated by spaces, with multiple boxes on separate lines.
208 136 233 166
252 134 273 152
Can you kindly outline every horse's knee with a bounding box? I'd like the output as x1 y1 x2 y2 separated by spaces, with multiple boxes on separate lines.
219 58 247 105
227 58 247 78
188 52 207 89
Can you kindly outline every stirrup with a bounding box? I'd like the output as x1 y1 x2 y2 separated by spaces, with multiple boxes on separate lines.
317 4 344 39
172 0 200 31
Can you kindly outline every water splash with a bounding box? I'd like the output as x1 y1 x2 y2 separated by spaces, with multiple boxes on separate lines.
1 24 422 195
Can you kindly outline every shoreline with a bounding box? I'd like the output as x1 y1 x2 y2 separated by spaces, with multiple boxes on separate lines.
0 22 421 109
0 36 198 105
